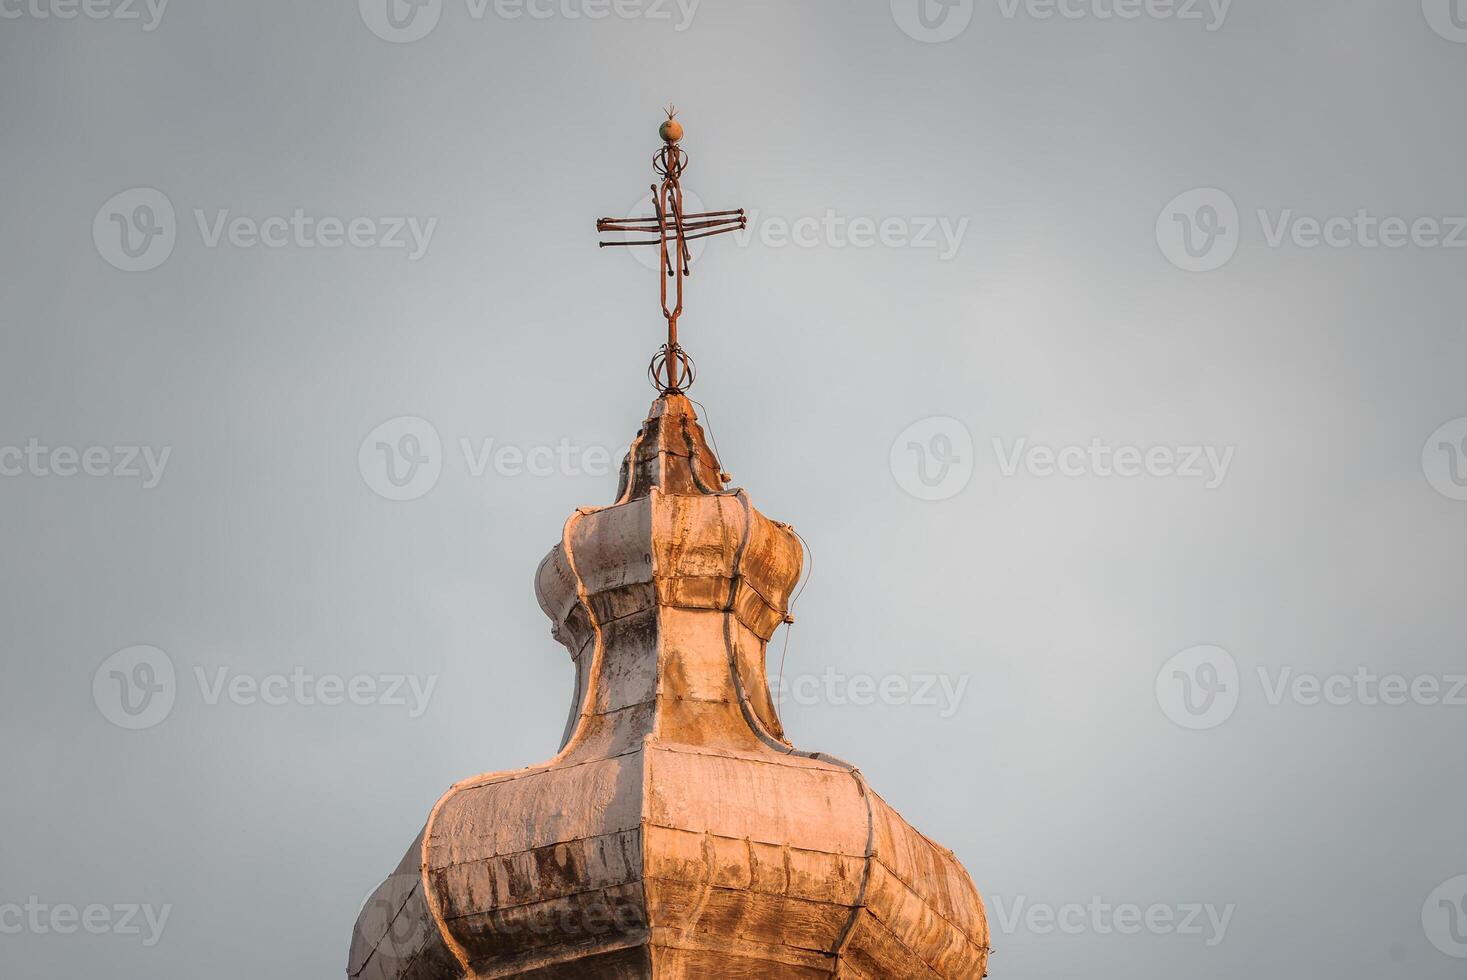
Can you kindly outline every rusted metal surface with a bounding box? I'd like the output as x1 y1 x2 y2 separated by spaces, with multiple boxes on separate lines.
596 107 747 395
349 395 991 979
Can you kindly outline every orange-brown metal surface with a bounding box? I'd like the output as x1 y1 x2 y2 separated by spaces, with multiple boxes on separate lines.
350 396 990 980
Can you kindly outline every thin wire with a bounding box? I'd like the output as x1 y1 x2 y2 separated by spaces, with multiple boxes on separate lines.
689 397 812 726
689 397 724 471
775 527 813 725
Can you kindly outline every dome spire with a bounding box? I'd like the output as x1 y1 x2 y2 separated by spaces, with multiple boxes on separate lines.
596 107 747 394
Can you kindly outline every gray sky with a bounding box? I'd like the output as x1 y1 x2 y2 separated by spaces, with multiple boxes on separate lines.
2 0 1466 977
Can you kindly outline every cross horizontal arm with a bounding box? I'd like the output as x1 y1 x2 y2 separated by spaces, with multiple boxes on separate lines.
597 216 746 237
596 208 745 232
597 220 747 249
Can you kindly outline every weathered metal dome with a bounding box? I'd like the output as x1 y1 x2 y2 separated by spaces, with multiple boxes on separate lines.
349 394 990 979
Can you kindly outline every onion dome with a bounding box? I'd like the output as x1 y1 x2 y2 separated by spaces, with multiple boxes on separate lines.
349 395 991 979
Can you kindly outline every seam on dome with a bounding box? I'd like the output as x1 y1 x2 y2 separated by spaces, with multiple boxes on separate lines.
830 768 876 966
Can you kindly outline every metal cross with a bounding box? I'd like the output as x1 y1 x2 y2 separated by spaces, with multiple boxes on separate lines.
596 107 746 393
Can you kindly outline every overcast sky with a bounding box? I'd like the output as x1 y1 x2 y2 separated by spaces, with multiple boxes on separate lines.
2 1 1466 977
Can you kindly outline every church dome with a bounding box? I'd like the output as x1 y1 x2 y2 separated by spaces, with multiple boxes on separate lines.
349 395 991 979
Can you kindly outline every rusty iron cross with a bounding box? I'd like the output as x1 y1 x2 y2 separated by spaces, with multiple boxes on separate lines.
596 107 747 393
